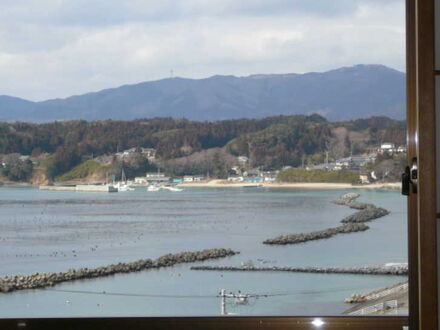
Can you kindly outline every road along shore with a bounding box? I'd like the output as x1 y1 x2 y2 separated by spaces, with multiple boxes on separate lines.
178 180 401 191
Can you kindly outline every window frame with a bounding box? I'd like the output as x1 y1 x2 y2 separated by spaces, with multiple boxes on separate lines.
1 0 435 328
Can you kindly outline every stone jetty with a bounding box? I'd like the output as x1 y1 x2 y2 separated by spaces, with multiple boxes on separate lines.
334 193 390 223
333 193 375 210
191 264 408 276
262 193 390 245
332 192 360 205
341 207 390 223
0 248 238 294
263 223 369 245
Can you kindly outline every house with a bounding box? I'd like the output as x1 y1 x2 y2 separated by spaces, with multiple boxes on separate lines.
261 171 278 182
145 172 170 184
193 175 205 182
359 174 370 184
378 143 396 154
146 172 165 178
237 156 249 165
134 177 148 185
183 176 194 182
243 169 261 178
182 175 205 182
116 147 156 160
230 166 242 175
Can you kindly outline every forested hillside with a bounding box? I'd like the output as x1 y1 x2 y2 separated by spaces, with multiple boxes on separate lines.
0 115 405 182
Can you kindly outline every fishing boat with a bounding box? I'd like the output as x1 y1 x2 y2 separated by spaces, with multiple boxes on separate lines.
162 186 183 192
147 184 161 192
116 168 134 191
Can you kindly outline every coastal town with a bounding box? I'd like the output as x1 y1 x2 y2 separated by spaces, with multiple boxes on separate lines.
30 141 406 192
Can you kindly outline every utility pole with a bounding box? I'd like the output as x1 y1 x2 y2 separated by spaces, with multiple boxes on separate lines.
247 141 253 169
220 289 227 315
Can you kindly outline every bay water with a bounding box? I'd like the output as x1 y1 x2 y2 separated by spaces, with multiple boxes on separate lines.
0 186 407 317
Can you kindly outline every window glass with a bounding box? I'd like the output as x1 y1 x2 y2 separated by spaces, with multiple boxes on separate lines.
0 0 407 317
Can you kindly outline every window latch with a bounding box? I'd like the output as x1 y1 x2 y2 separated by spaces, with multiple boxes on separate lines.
402 157 417 195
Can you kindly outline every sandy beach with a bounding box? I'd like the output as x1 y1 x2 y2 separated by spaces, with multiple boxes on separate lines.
178 180 401 191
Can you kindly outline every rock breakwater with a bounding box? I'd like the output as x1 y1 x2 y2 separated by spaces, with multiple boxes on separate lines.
262 193 390 245
344 281 408 303
0 248 238 294
263 223 369 245
333 193 360 205
333 193 375 210
191 264 408 276
341 207 390 223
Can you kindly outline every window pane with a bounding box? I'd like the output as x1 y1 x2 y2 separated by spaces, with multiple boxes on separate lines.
0 0 407 318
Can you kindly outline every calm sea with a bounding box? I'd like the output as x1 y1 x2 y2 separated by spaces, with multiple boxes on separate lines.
0 186 407 317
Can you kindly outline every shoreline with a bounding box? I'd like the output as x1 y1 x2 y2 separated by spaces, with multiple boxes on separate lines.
178 180 401 190
0 181 402 191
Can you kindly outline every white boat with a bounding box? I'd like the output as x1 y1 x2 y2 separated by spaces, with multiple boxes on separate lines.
115 182 134 192
115 168 135 191
147 185 161 192
162 186 183 192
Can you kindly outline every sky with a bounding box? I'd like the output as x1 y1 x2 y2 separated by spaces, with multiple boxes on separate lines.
0 0 405 101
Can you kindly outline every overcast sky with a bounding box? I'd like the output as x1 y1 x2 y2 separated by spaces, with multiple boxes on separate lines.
0 0 405 101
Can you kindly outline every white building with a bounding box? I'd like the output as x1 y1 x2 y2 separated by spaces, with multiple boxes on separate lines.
116 147 156 160
237 156 249 165
359 174 370 184
183 175 205 182
227 175 244 182
183 176 194 182
379 143 396 153
145 172 170 184
134 177 148 185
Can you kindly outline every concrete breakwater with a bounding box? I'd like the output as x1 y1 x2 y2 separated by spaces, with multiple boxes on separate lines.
39 184 117 193
0 248 238 294
262 193 390 245
190 264 408 276
263 223 369 245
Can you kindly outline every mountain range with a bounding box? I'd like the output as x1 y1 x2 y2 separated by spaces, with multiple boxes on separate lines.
0 64 405 122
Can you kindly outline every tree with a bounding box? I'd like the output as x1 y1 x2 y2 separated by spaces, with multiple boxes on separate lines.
1 154 33 181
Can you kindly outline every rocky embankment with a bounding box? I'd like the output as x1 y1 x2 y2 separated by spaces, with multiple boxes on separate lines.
262 193 390 245
263 223 369 245
0 248 238 294
344 281 408 303
191 264 408 275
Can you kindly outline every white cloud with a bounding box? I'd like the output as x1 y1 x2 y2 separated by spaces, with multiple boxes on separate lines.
0 0 405 100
